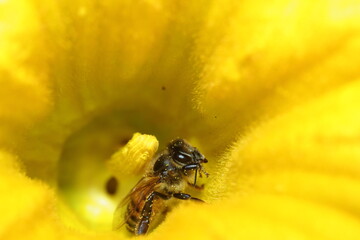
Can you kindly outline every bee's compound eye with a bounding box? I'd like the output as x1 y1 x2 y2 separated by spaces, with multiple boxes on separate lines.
173 151 193 164
169 138 195 165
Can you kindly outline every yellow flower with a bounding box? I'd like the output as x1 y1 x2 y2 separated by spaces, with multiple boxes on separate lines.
1 0 360 239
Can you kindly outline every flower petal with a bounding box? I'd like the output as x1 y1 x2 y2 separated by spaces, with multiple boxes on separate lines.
202 80 360 238
0 151 57 239
193 0 360 149
152 193 360 239
0 0 52 148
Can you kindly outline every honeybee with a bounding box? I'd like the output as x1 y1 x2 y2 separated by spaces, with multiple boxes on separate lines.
113 138 209 235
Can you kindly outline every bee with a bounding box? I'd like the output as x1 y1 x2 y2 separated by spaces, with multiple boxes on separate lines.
113 138 209 235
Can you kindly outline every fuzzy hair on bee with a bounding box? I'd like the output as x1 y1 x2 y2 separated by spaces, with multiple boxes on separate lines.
113 138 209 235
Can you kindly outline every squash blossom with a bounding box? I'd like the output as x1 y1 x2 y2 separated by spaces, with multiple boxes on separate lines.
1 0 360 239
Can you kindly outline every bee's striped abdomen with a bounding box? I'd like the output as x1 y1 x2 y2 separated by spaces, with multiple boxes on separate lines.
125 198 142 233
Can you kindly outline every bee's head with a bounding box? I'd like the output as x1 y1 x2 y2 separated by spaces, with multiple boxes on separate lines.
168 139 207 165
168 139 208 183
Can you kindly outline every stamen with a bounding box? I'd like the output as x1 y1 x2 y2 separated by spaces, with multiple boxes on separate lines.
107 133 159 179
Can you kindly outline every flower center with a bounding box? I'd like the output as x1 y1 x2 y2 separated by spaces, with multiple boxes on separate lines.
57 113 146 231
43 105 219 232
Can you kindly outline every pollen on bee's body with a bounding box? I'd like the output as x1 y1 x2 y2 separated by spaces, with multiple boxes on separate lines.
107 133 159 179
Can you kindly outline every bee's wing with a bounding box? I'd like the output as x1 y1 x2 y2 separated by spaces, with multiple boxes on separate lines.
113 176 161 231
120 176 161 206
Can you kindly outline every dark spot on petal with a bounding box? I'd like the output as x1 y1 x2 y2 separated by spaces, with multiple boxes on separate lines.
161 86 166 91
105 176 118 195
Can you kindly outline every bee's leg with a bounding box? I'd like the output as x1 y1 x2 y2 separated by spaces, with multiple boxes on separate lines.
172 192 204 202
136 192 170 235
182 164 198 174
